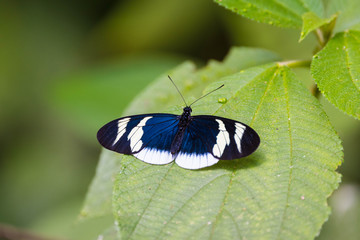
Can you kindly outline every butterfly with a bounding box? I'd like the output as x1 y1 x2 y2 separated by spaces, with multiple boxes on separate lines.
97 76 260 170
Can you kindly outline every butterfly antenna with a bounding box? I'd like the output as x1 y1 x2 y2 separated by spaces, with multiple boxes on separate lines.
189 84 224 107
168 75 188 106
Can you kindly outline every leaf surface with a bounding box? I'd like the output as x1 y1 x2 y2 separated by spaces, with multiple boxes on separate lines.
311 30 360 119
113 63 342 239
82 47 279 221
214 0 324 28
299 12 337 42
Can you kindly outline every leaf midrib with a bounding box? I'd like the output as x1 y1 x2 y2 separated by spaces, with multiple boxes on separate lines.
126 164 174 240
274 69 294 239
208 66 278 239
157 172 229 239
126 65 275 239
209 170 235 240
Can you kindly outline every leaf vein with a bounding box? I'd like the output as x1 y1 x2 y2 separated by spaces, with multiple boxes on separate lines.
209 67 278 239
250 67 278 126
223 208 243 239
157 172 229 238
126 164 174 239
209 171 235 240
274 69 294 239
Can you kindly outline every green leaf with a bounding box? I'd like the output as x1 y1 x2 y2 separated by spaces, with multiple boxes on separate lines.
311 30 360 119
112 64 342 239
326 0 360 33
81 47 279 239
82 47 280 222
299 12 337 42
214 0 324 28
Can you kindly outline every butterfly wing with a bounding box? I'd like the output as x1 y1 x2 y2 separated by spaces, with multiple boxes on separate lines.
97 114 179 165
175 115 260 169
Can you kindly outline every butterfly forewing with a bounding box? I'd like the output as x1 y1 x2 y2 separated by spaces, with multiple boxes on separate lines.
97 114 180 165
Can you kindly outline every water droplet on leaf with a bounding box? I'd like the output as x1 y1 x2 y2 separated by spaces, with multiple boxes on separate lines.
218 97 227 104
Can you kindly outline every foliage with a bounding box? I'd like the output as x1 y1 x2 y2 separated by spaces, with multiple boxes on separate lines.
82 47 280 219
2 0 359 240
85 49 344 239
311 30 360 119
110 59 342 240
214 0 324 28
82 0 360 239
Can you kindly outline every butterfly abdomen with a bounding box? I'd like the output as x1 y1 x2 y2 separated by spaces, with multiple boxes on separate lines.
170 107 193 154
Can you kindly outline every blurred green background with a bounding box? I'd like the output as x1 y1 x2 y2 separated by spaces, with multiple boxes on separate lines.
0 0 359 239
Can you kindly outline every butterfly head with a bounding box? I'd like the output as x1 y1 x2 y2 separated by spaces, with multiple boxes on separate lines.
183 106 192 115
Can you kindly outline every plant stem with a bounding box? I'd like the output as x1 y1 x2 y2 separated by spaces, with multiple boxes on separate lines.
277 60 322 99
0 223 64 240
279 25 334 99
315 28 325 47
277 60 311 68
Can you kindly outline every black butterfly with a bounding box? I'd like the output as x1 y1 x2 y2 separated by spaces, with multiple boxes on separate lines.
97 76 260 169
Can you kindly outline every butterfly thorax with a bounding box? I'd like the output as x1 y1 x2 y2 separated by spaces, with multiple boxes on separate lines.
170 106 193 154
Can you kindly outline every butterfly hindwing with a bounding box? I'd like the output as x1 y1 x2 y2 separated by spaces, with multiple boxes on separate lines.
175 116 260 169
174 117 219 169
97 114 179 165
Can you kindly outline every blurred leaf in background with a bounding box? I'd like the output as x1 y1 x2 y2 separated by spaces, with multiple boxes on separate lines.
52 55 186 141
0 0 90 229
317 184 360 240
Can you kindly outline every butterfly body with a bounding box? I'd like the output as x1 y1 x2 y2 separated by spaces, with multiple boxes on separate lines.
97 105 260 169
171 106 192 154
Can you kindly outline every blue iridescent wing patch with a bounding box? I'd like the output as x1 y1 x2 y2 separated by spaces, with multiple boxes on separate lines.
97 114 180 165
175 116 260 169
